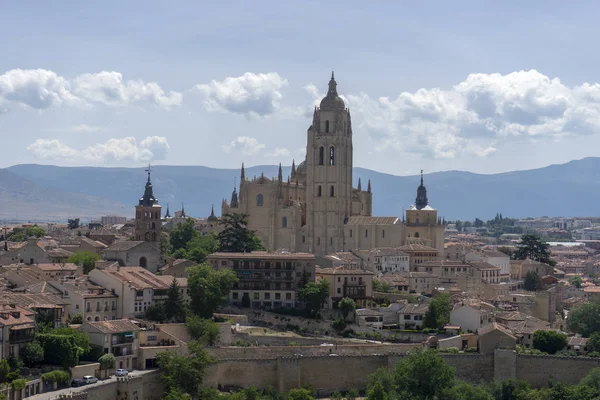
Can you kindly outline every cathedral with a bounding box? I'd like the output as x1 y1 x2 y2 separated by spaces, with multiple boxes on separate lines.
221 73 445 256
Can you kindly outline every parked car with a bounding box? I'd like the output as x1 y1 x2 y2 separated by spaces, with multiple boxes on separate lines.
82 376 98 384
71 379 86 387
115 369 129 377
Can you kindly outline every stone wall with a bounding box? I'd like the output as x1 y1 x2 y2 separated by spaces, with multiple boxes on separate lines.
66 371 164 400
516 355 600 387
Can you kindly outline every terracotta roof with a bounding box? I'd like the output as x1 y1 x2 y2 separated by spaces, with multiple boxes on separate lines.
45 248 73 258
399 303 429 314
568 336 589 347
84 319 141 334
397 244 439 252
584 286 600 293
207 252 315 260
368 248 409 257
102 266 187 289
478 322 516 338
104 241 144 252
80 237 108 249
346 216 400 225
316 266 374 275
468 262 501 271
0 304 35 327
34 263 78 271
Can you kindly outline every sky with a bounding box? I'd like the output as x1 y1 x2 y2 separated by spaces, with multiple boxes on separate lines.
2 1 600 176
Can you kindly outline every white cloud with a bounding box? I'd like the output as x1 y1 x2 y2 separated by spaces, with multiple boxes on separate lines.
64 124 104 134
26 136 170 163
194 72 288 117
325 70 600 159
222 136 266 155
267 147 290 158
0 68 181 112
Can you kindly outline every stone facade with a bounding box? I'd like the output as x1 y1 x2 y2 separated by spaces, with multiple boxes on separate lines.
222 74 444 257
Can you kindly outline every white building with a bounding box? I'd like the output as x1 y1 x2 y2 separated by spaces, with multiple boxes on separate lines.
450 299 495 333
465 250 511 277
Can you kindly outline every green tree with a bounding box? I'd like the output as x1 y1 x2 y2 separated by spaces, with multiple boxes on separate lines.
587 332 600 353
157 340 214 397
338 297 356 320
218 213 265 253
164 277 187 322
67 218 80 229
532 330 567 354
52 327 91 355
19 341 44 367
394 349 455 400
0 359 10 383
7 225 46 242
145 302 168 323
299 279 330 315
569 275 583 289
187 264 238 318
423 294 451 329
567 299 600 337
98 353 115 378
373 280 391 293
68 313 84 325
455 220 463 232
444 382 493 400
523 270 542 292
580 367 600 392
170 218 199 253
37 333 81 368
514 234 556 266
67 251 100 274
185 233 220 264
186 316 221 346
287 388 314 400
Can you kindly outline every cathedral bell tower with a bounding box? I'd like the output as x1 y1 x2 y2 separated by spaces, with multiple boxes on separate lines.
306 72 353 255
135 166 162 245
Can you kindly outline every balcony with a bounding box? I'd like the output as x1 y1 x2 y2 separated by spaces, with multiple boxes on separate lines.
343 284 367 299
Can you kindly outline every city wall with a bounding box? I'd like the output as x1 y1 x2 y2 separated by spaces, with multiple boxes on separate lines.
205 351 600 394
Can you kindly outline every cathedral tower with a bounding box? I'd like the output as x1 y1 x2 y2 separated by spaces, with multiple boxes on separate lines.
306 72 353 255
135 166 162 245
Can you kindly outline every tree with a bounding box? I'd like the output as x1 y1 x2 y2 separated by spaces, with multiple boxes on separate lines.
0 359 10 383
373 280 392 293
98 353 115 378
169 218 199 253
581 367 600 392
287 388 314 400
186 316 221 346
393 349 455 400
299 279 330 315
157 339 214 397
164 277 187 322
532 330 567 354
514 234 556 266
569 275 583 289
474 218 484 228
7 225 46 242
338 297 356 320
423 294 451 329
587 332 600 353
218 213 265 253
523 270 542 292
567 299 600 337
19 341 44 367
69 313 84 325
67 251 100 274
187 264 238 318
67 218 80 229
444 382 493 400
145 303 168 323
455 220 463 232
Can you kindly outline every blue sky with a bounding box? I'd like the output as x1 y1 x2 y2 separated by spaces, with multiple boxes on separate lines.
2 1 600 175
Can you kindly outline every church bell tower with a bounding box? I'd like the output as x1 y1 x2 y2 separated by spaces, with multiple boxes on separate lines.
306 72 353 255
135 166 162 245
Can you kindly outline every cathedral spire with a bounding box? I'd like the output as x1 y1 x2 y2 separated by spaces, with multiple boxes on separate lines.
415 170 428 210
181 202 186 217
165 203 171 218
367 179 372 193
357 178 362 191
291 159 296 176
139 164 158 206
240 163 245 181
230 183 239 208
208 204 218 222
278 163 283 183
319 71 345 111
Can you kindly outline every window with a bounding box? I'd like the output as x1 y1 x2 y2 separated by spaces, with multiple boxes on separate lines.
257 193 264 206
350 229 352 238
365 229 368 238
330 237 333 245
282 216 288 228
319 147 325 165
325 120 330 133
414 232 420 238
317 237 321 246
286 293 292 300
253 293 259 300
302 236 305 244
232 292 239 299
275 293 281 300
330 185 335 197
264 293 271 300
382 230 385 238
337 288 341 294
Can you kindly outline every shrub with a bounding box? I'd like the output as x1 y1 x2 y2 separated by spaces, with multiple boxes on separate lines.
332 316 347 332
438 347 460 354
11 378 27 390
346 388 359 400
42 370 70 384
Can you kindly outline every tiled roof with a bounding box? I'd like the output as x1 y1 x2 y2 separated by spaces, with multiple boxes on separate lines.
85 319 141 334
103 266 187 289
34 263 78 271
355 308 383 317
399 303 429 314
478 322 516 338
45 248 73 258
325 252 362 263
0 304 35 327
468 262 501 271
368 248 409 257
568 336 589 347
208 252 315 260
346 216 400 225
400 271 438 279
316 266 374 275
105 241 144 252
80 237 108 248
397 244 439 252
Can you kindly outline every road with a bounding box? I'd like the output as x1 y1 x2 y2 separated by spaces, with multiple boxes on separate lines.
28 370 152 400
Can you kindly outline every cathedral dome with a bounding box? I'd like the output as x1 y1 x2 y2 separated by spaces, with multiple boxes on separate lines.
319 72 345 111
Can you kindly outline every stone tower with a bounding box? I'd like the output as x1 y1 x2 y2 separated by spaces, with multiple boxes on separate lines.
135 166 162 244
306 72 353 255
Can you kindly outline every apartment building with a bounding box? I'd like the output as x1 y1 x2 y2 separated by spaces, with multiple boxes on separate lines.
315 266 374 308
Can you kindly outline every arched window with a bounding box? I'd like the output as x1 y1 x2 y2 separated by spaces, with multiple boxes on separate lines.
414 232 420 238
330 185 335 197
144 232 150 241
325 120 330 133
329 147 335 165
319 147 324 165
139 257 147 269
257 193 264 206
151 222 156 229
317 186 322 197
282 216 288 228
94 316 100 322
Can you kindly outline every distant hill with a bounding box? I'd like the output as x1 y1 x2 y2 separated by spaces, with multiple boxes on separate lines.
0 168 129 222
5 157 600 221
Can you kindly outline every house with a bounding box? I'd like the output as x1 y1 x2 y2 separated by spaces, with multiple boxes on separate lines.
397 302 428 329
584 286 600 300
567 336 589 354
315 266 374 308
207 252 316 309
1 292 68 327
102 241 163 273
80 319 141 371
396 244 439 268
319 252 363 269
30 263 82 279
48 278 120 322
0 239 56 265
89 266 187 319
377 275 409 292
468 262 502 284
478 323 517 355
355 308 384 329
354 248 410 275
78 237 108 255
495 311 553 348
450 299 495 333
465 250 511 278
510 259 554 280
0 304 36 360
160 259 196 278
398 271 439 294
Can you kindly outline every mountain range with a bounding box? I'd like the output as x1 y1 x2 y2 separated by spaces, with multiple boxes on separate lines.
2 157 600 222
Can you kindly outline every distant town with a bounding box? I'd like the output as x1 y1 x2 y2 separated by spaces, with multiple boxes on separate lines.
2 76 600 400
